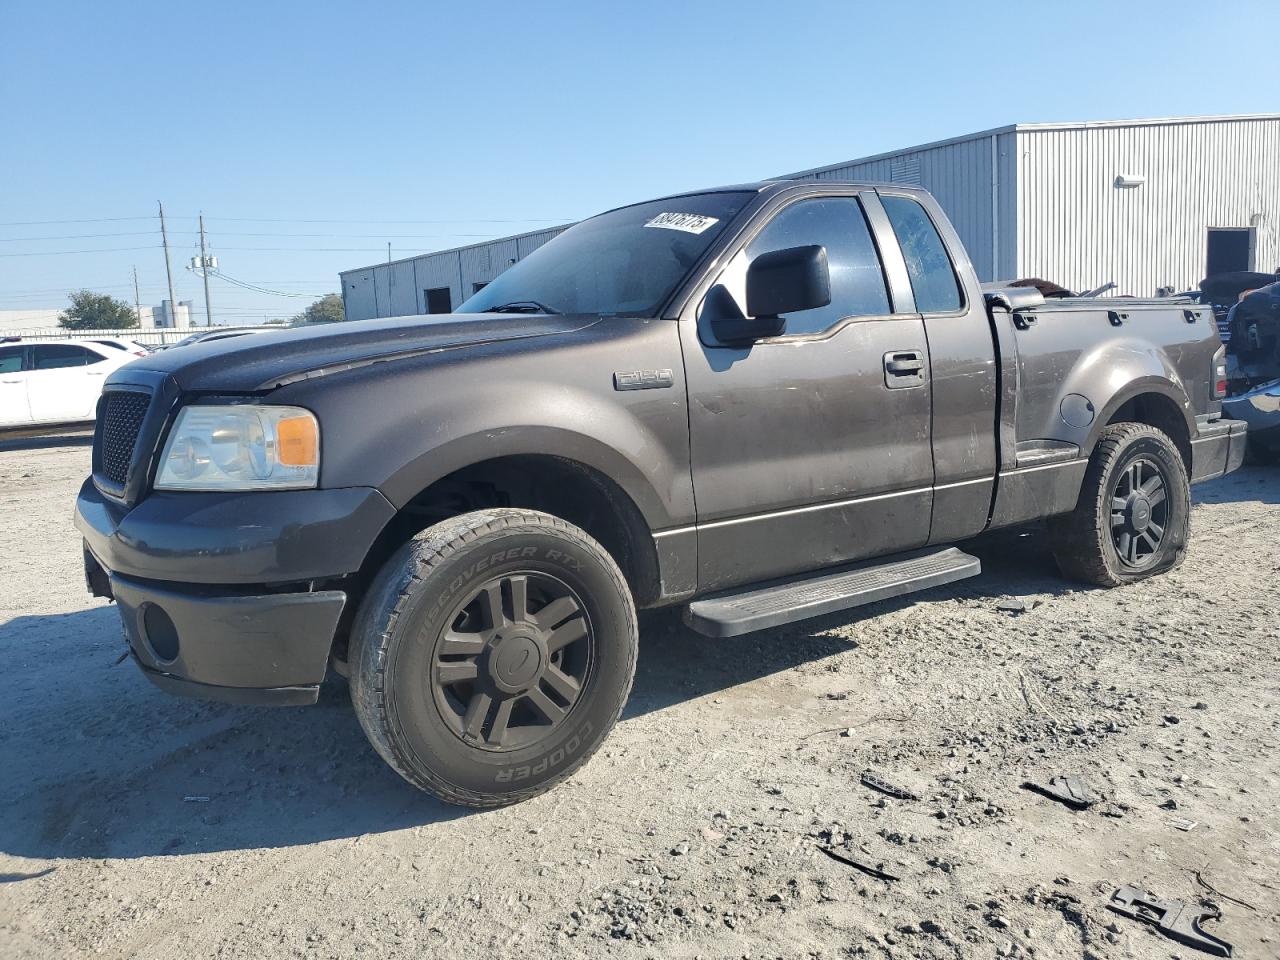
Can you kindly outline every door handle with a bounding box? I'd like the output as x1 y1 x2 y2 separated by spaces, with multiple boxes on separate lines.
883 350 926 389
884 353 925 375
0 378 20 384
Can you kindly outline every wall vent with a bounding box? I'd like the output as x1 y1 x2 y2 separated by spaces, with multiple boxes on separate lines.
890 156 922 185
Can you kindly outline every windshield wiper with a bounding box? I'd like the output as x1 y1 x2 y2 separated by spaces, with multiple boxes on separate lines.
485 300 561 315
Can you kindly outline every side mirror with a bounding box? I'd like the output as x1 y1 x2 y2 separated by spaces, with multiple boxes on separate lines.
748 244 830 320
713 245 830 344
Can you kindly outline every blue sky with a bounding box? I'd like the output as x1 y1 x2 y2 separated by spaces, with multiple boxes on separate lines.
2 0 1276 324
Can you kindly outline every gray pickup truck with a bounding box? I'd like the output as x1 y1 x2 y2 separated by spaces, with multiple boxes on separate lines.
75 181 1246 806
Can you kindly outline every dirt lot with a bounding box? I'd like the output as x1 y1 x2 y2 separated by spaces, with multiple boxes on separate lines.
0 437 1277 960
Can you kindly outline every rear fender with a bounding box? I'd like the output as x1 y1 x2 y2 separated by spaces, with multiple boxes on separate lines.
1046 337 1194 455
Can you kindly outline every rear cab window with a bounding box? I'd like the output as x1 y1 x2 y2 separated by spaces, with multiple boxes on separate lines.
880 194 963 313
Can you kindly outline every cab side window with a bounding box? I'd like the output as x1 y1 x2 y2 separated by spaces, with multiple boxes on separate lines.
707 197 891 338
32 344 100 369
880 195 963 313
0 346 22 373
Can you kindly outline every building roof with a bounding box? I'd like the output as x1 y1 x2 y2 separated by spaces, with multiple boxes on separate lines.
781 113 1280 180
339 222 574 278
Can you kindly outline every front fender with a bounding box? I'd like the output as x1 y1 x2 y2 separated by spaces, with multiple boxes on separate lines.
377 420 684 528
268 319 693 532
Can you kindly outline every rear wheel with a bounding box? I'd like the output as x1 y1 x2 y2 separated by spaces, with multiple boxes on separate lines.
1050 423 1190 586
349 509 637 807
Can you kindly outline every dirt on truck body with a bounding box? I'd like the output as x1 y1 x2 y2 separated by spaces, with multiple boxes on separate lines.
74 180 1245 806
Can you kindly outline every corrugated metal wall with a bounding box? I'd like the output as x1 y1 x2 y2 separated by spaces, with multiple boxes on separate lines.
339 117 1280 320
791 130 1018 282
1016 118 1280 295
342 269 378 319
341 226 569 320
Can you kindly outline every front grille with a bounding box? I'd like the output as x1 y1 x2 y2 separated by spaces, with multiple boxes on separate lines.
96 390 152 487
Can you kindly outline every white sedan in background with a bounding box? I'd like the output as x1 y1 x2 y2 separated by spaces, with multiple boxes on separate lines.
0 339 139 431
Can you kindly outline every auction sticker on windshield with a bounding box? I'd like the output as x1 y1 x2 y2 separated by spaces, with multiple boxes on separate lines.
644 212 720 234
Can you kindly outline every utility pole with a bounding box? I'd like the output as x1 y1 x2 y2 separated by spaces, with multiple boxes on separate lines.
132 266 143 327
158 201 177 327
198 214 214 327
387 241 392 264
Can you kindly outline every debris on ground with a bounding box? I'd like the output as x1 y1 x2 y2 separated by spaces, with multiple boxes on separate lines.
1107 884 1233 957
816 846 900 882
1021 775 1096 810
996 599 1039 614
859 772 919 801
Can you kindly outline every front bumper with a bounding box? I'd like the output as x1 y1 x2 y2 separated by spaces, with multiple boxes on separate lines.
1189 417 1248 483
105 565 346 705
76 480 396 705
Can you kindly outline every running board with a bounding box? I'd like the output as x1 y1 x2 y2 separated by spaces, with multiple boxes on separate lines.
682 547 981 638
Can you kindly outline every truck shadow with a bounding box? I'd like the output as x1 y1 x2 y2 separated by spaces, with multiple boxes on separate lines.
0 432 93 452
0 524 1077 864
1191 464 1280 505
626 522 1073 719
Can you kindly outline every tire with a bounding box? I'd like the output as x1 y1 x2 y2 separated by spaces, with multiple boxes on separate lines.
1049 423 1190 587
349 508 637 807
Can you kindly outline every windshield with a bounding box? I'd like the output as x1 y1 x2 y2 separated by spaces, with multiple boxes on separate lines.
458 191 754 317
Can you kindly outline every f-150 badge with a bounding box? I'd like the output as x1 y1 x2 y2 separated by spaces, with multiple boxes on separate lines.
614 369 675 391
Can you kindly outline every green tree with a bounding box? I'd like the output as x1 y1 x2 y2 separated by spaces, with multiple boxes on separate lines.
58 289 139 330
290 293 346 326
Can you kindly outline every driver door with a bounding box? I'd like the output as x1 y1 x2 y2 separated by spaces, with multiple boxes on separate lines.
680 191 934 592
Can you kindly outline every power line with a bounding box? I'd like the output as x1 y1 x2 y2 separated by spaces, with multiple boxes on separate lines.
211 271 325 297
0 214 570 227
0 245 163 257
0 229 541 241
0 216 157 226
200 216 570 225
0 231 160 242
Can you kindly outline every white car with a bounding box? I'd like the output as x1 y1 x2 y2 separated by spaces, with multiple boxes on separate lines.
84 337 153 357
0 339 139 431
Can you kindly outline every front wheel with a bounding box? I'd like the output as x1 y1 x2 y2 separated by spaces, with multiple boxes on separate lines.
349 509 637 807
1049 423 1190 587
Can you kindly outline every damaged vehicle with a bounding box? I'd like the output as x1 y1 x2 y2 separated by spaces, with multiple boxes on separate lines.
1218 279 1280 462
74 181 1245 807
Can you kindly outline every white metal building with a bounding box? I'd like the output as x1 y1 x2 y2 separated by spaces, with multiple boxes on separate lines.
340 114 1280 320
341 226 567 321
0 298 194 333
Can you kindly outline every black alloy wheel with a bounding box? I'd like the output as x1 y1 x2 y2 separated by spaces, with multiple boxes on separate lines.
1050 422 1190 587
1109 456 1169 570
432 571 592 751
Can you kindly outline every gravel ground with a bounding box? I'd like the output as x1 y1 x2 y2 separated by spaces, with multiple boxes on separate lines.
1 436 1277 960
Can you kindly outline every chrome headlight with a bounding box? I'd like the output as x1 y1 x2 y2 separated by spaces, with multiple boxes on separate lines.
155 405 320 491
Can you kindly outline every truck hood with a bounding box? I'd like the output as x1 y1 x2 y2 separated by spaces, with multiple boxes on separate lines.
118 313 599 393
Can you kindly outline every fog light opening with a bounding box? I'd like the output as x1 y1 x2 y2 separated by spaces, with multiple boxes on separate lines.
141 603 180 663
